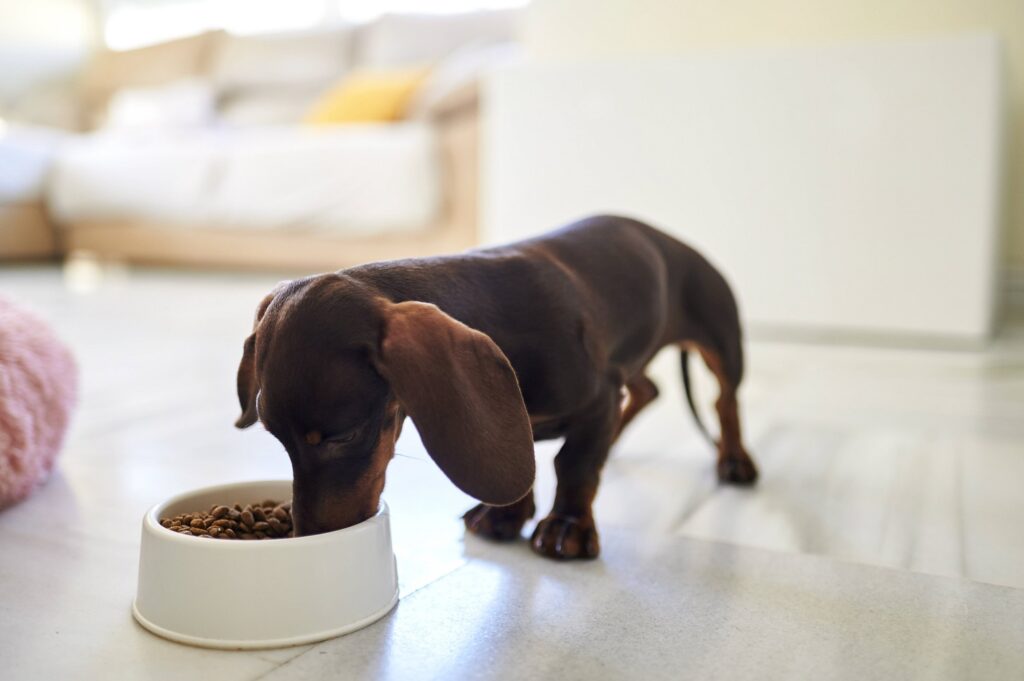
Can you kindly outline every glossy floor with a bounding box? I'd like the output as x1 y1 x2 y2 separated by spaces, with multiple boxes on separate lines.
1 265 1021 680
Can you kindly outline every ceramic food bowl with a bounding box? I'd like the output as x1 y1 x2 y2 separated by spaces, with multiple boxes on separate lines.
133 479 398 649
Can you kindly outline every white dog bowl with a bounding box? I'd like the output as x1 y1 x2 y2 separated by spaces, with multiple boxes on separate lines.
133 480 398 649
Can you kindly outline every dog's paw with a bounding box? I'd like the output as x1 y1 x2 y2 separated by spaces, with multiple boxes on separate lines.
463 498 535 542
530 514 600 560
717 453 759 486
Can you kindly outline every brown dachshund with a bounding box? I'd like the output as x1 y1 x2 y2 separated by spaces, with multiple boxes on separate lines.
235 215 757 560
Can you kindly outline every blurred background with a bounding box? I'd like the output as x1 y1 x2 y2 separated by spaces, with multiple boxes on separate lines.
0 0 1021 341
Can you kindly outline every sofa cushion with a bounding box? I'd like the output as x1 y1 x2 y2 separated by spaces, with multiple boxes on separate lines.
211 124 440 232
49 130 223 225
357 10 522 67
407 42 522 119
104 78 217 130
49 124 441 234
304 67 429 124
210 28 355 92
218 87 322 127
78 32 221 129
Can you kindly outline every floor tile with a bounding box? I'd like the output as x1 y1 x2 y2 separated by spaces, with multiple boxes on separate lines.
0 529 280 681
260 530 1024 681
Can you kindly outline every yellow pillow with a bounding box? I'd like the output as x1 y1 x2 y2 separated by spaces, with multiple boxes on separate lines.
304 67 429 125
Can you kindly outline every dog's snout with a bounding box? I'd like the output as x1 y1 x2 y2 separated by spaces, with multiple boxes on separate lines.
290 485 376 537
290 511 329 537
291 509 371 537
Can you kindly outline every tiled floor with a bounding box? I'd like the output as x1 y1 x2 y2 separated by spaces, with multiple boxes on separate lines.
1 264 1022 680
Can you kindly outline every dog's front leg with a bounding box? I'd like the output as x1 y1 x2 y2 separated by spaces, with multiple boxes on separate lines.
531 384 620 560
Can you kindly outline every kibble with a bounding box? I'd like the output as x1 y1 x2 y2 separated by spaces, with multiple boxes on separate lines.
160 500 293 540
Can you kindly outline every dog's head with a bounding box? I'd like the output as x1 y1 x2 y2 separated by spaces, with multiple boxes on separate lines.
235 274 535 536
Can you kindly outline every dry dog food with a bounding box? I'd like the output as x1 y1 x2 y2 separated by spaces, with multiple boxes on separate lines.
159 500 293 540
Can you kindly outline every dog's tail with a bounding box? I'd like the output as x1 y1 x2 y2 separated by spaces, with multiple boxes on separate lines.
681 349 714 446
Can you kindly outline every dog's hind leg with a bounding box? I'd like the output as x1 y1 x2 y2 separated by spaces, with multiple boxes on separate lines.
682 344 758 485
672 248 758 485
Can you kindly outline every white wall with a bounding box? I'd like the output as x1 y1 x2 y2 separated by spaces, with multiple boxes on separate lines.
523 0 1024 275
483 35 1003 341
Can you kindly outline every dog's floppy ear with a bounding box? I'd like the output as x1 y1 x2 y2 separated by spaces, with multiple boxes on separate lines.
235 332 262 429
235 283 289 429
375 301 535 505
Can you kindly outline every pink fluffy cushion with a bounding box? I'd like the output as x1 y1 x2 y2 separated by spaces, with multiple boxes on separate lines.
0 297 77 510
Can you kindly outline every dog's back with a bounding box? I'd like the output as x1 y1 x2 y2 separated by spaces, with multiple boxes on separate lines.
347 214 741 386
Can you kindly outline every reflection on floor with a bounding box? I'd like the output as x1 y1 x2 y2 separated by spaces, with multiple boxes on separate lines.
1 265 1021 679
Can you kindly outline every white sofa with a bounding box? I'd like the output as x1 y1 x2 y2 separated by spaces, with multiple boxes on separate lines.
1 10 522 269
51 123 441 234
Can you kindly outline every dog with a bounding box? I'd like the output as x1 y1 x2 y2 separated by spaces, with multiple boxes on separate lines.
235 215 757 560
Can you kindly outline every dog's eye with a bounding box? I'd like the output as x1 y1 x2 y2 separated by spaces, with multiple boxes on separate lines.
325 429 358 445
